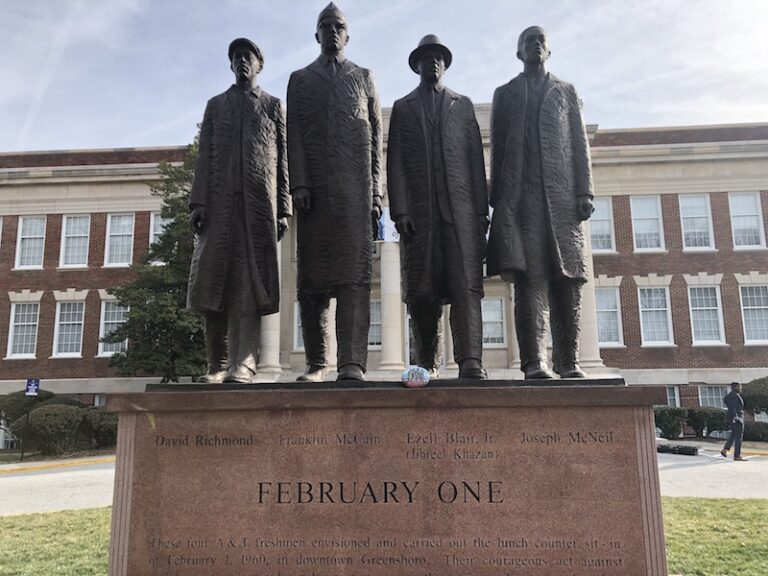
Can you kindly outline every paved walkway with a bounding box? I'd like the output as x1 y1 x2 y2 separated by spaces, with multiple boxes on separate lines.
1 442 766 516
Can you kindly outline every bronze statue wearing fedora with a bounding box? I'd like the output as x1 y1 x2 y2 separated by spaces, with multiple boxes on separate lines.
486 27 594 379
388 35 489 379
188 38 291 383
287 3 383 381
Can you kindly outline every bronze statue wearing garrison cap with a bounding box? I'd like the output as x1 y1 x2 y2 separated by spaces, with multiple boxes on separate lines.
188 38 290 383
288 3 383 381
388 35 489 379
487 26 594 379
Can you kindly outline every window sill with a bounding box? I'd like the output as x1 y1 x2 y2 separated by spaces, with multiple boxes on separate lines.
744 341 768 347
682 248 717 253
96 353 119 358
3 355 36 360
733 246 767 251
592 250 618 256
57 265 89 271
12 266 44 271
691 343 729 348
598 343 626 349
102 264 132 269
640 343 677 348
50 355 83 359
483 343 507 349
633 249 668 254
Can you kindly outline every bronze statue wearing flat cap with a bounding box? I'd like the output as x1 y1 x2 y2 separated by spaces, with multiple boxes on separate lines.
288 4 383 381
486 26 594 379
388 35 489 379
187 38 290 383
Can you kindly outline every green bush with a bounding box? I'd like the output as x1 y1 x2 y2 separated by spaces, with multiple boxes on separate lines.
81 407 118 448
744 421 768 442
39 396 88 409
686 407 728 437
743 377 768 415
0 390 55 425
654 407 688 439
11 404 86 456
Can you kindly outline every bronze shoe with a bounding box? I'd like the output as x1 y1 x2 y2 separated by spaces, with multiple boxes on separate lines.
337 364 366 381
297 365 328 382
224 364 256 383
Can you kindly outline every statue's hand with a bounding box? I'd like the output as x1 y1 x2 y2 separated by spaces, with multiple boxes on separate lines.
293 187 311 213
395 215 416 238
577 196 594 221
190 206 208 234
277 217 289 241
371 210 381 242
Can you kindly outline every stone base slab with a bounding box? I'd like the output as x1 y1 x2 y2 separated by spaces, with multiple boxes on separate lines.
107 381 667 576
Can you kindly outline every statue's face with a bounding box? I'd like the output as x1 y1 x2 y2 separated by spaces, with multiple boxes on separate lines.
230 47 261 81
518 28 549 65
417 48 445 83
316 16 348 54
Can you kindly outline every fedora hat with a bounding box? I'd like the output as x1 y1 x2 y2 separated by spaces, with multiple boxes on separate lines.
408 34 452 73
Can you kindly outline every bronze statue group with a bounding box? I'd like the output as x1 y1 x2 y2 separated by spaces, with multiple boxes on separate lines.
187 3 594 384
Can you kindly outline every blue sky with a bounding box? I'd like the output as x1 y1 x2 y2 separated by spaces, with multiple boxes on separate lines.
2 0 768 152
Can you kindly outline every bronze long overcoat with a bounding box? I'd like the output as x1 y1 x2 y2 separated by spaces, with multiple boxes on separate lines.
287 57 382 295
387 88 488 304
486 73 593 281
187 85 290 315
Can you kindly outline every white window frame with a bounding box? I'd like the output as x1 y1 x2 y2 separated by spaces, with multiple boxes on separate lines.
98 300 129 357
698 385 728 409
687 285 725 346
368 300 382 349
59 214 91 268
293 302 304 351
590 196 616 253
595 286 624 347
630 195 665 252
103 213 135 267
52 300 86 358
481 298 507 348
6 302 41 359
666 385 681 407
729 192 766 250
679 194 715 251
149 211 168 266
14 215 47 270
638 286 675 346
739 284 768 345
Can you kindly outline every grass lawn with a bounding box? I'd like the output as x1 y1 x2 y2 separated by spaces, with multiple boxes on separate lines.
0 498 766 575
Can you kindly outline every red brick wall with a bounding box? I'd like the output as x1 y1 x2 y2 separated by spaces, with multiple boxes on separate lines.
0 211 155 380
597 190 768 370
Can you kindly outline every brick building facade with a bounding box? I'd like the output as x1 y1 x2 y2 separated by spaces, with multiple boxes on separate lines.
1 114 767 416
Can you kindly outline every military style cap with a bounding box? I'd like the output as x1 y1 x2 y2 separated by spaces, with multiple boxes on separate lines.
228 37 264 65
409 34 452 73
317 2 346 27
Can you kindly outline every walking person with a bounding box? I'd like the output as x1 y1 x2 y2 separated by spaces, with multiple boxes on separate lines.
721 382 748 461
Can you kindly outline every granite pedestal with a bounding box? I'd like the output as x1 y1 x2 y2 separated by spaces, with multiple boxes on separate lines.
107 380 667 575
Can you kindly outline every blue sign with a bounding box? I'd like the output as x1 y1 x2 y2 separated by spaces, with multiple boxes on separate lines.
25 378 40 397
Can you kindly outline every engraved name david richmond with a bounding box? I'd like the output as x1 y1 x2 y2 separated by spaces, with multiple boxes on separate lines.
155 434 254 447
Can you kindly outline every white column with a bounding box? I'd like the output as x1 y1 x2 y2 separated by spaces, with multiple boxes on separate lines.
258 312 282 373
578 220 607 372
443 305 458 369
328 298 338 370
378 242 405 371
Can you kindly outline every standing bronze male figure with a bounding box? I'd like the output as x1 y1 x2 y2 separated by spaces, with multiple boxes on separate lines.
288 3 383 381
487 27 594 379
188 38 290 383
388 35 489 379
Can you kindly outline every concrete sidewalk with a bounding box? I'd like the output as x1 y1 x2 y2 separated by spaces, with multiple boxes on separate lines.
0 454 115 475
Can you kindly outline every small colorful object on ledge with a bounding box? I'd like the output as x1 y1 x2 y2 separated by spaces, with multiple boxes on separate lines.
402 366 430 388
